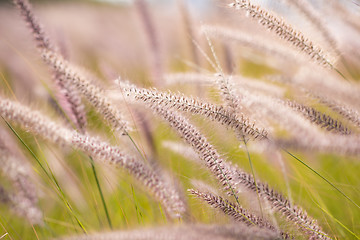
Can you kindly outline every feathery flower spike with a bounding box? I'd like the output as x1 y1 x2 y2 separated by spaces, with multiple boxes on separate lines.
0 97 185 218
228 0 335 68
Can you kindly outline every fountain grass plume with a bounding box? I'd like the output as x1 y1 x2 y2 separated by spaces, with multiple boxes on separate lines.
189 189 288 239
316 96 360 129
280 0 339 54
286 100 351 135
13 0 87 131
117 80 268 140
0 97 185 218
228 0 335 69
229 166 330 239
42 50 130 134
140 97 330 239
0 128 42 225
13 0 53 51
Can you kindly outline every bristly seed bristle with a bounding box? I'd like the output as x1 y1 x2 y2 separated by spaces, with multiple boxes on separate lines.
118 80 268 140
42 50 130 134
189 189 290 239
228 0 335 68
0 97 185 218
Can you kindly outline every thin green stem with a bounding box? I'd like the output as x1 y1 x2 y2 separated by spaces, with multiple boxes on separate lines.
315 202 360 240
1 117 87 234
211 156 256 226
333 67 348 81
89 156 112 229
243 137 263 217
41 77 107 229
126 132 148 163
131 185 142 224
158 203 168 223
282 147 360 210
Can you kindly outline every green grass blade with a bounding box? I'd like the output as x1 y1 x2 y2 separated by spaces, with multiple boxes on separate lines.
1 117 87 234
243 138 263 217
131 185 142 224
315 202 360 239
282 148 360 210
89 156 112 229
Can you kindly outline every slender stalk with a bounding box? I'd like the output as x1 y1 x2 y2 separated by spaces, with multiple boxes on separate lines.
1 117 87 234
282 148 360 210
131 185 142 224
89 157 112 229
243 138 263 217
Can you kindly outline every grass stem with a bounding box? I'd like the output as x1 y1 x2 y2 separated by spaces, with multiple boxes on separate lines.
89 156 112 229
282 148 360 210
1 117 87 234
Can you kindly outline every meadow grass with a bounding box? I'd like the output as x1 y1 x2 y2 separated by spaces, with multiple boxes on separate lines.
0 0 360 239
